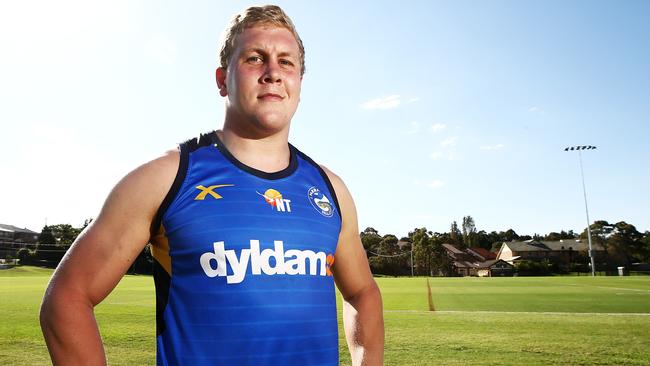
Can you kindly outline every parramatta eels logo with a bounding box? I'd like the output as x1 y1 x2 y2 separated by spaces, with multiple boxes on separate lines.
308 186 334 217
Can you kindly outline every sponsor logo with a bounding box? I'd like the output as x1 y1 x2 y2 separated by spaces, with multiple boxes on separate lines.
257 188 292 213
308 186 334 217
200 240 334 284
194 184 234 200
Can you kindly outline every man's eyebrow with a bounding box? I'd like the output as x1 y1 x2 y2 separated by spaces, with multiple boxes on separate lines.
242 47 297 58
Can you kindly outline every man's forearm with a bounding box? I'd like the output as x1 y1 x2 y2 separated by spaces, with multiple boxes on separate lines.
40 291 107 366
343 283 384 366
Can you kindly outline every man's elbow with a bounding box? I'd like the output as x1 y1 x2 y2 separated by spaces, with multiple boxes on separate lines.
39 284 91 336
344 280 382 309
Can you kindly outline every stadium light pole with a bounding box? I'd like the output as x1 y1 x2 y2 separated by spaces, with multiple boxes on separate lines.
564 145 597 277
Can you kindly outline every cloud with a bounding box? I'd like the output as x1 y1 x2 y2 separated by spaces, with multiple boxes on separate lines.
529 106 543 113
427 180 445 189
440 137 457 148
429 152 443 160
429 123 446 133
480 144 505 150
407 121 420 134
407 97 420 103
361 95 401 110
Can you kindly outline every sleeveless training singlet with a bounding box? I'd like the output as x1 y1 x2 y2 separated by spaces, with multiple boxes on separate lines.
149 131 342 365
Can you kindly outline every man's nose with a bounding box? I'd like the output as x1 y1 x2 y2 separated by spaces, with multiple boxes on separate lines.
261 61 281 83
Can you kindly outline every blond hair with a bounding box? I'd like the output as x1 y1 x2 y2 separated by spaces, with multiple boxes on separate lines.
219 5 305 75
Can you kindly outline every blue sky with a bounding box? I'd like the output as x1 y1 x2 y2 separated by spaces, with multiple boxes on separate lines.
1 0 648 238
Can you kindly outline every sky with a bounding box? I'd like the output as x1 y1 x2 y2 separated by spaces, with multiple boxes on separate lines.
1 0 648 239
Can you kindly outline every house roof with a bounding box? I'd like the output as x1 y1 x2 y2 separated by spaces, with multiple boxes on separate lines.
442 243 464 255
540 240 604 251
468 247 497 260
453 261 476 268
477 259 514 269
502 241 549 252
0 224 38 234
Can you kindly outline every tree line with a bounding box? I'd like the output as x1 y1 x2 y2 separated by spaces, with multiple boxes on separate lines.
362 216 650 276
5 216 650 276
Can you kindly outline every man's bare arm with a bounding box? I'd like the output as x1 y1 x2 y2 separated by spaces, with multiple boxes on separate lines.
39 150 179 366
323 166 384 366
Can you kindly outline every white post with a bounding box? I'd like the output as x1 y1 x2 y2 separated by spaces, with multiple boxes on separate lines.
578 150 596 277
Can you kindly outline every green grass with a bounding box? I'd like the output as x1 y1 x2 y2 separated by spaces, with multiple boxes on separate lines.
1 267 649 365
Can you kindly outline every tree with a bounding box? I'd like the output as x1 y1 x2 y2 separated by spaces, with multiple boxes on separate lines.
410 228 434 275
368 234 403 276
49 224 82 245
449 221 462 245
461 216 477 248
37 225 56 245
545 230 577 241
36 225 63 265
608 221 644 265
501 229 519 242
409 228 452 276
360 227 382 257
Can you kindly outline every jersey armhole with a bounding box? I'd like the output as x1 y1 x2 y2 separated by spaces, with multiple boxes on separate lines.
150 142 190 236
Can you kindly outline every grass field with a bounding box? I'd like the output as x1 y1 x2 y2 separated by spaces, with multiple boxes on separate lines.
1 266 650 365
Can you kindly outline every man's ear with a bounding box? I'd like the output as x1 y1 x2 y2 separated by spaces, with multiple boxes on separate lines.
216 67 228 97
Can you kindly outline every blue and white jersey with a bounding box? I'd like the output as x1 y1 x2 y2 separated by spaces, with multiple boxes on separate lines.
149 131 342 366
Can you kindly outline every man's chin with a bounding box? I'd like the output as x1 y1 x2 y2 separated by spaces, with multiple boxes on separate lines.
251 114 292 134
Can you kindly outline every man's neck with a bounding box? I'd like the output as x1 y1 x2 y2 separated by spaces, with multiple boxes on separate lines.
216 127 291 174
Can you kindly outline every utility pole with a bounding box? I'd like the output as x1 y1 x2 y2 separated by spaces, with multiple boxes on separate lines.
564 145 597 276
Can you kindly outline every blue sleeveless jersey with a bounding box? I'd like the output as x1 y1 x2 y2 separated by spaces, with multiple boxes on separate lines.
149 131 342 365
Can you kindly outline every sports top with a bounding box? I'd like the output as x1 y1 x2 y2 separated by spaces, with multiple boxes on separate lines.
149 131 342 366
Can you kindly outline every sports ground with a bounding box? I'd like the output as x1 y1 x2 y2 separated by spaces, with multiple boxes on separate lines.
1 266 649 365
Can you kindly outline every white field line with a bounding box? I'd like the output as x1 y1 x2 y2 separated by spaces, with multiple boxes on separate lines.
565 283 650 293
384 309 650 316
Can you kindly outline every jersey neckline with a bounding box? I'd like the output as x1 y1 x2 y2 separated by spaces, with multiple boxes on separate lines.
209 131 298 180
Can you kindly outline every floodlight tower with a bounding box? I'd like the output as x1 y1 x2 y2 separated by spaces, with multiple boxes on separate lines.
564 145 597 276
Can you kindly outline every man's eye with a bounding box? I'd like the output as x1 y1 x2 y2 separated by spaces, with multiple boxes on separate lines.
279 59 294 66
246 56 263 63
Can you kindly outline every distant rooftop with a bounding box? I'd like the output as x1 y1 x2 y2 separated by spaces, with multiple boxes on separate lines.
0 224 38 234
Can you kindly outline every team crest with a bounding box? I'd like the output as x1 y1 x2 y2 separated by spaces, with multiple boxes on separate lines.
308 186 334 217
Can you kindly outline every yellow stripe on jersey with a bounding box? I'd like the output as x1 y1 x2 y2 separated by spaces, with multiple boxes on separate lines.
150 224 172 275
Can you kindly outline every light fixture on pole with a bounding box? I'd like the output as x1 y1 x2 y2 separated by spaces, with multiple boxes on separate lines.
564 145 597 276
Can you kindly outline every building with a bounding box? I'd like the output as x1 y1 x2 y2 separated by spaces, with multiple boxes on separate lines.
0 224 38 244
0 224 39 259
442 244 513 277
476 259 515 277
496 239 606 267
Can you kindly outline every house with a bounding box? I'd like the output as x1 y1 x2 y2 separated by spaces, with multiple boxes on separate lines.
442 244 510 277
0 224 39 258
476 259 514 277
442 244 476 276
496 239 606 267
467 247 497 261
0 224 38 244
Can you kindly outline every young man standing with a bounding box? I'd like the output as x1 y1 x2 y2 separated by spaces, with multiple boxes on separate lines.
40 5 384 365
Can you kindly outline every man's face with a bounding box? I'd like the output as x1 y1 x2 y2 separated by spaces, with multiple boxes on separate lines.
218 25 302 134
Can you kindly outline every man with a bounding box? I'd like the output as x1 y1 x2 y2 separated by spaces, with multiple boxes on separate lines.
40 5 384 365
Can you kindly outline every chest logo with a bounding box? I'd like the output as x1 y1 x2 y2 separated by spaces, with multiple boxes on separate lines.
194 184 234 200
200 240 334 284
257 188 292 213
308 186 334 217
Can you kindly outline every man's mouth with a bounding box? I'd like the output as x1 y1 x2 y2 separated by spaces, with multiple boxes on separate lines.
258 93 284 101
